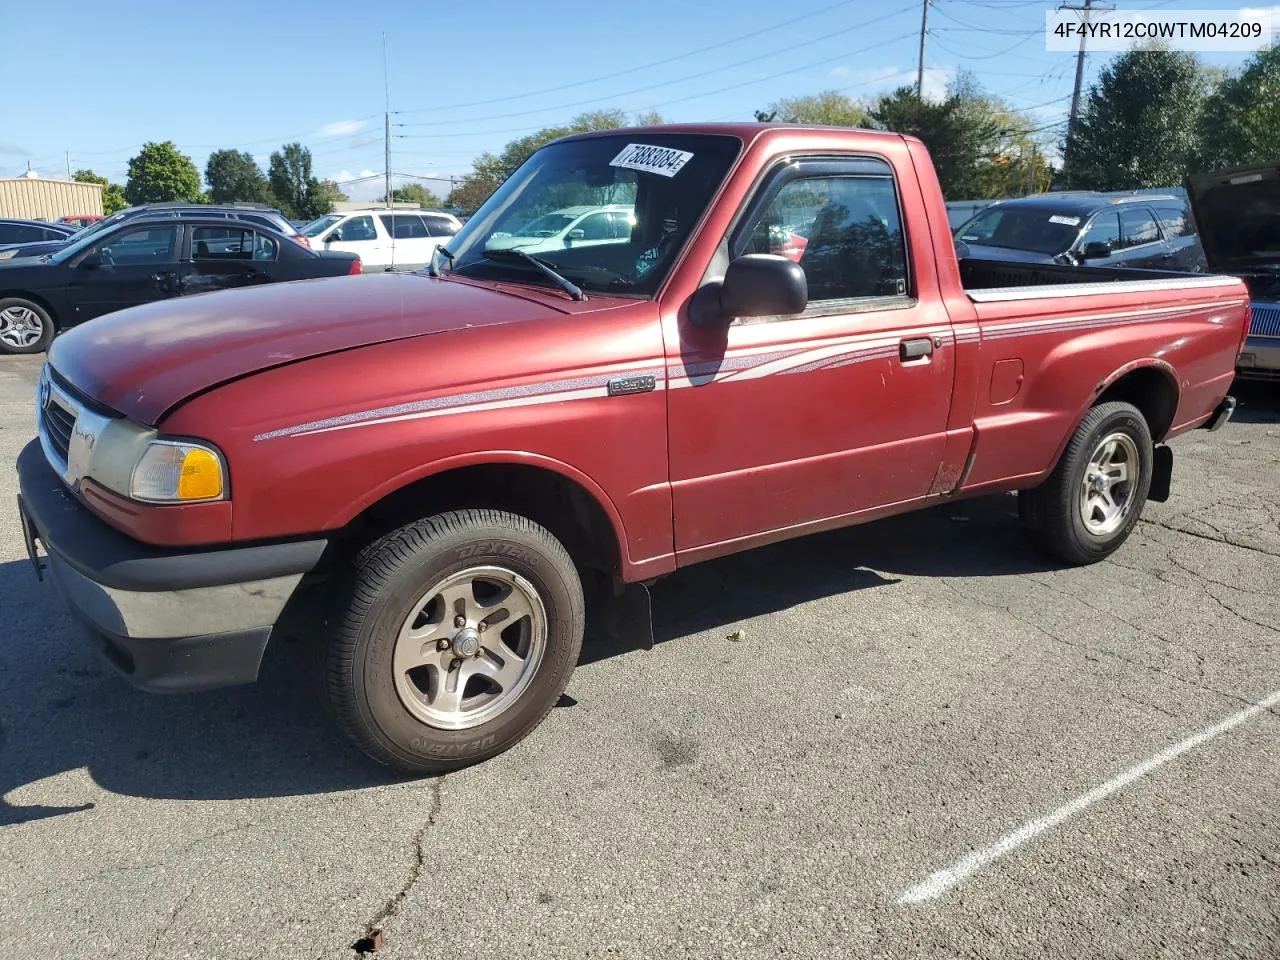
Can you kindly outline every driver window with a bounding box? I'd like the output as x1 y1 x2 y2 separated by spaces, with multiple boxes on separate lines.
576 213 613 241
334 216 376 242
1118 208 1160 248
737 171 908 306
99 226 178 264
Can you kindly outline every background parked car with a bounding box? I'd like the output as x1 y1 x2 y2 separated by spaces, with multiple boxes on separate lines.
485 204 636 254
953 193 1206 272
300 209 461 270
0 216 360 354
0 202 309 261
0 218 78 246
57 214 103 229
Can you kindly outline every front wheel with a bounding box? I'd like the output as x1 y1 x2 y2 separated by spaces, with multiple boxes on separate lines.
326 509 585 774
0 298 54 354
1018 401 1153 565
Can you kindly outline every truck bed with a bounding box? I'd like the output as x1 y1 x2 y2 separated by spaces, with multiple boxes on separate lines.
959 257 1192 291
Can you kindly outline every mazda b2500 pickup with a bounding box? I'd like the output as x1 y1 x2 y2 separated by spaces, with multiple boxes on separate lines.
17 124 1248 773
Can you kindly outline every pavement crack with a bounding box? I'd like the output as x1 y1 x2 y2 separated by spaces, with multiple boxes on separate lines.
939 578 1279 718
1139 517 1280 559
145 886 194 960
356 775 444 946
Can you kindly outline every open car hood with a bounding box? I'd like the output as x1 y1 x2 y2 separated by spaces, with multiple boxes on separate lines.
1187 161 1280 273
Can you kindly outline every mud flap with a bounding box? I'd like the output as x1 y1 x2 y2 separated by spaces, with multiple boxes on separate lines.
1149 444 1173 503
601 580 655 651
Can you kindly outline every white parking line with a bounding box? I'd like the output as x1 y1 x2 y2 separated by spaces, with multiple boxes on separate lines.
897 687 1280 906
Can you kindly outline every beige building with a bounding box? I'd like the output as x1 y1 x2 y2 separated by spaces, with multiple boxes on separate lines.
0 174 104 221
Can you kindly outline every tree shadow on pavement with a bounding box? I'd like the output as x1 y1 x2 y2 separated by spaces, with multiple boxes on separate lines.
1230 380 1280 425
0 492 1049 822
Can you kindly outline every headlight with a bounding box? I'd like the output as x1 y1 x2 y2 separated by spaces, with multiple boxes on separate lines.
130 440 226 503
0 249 19 260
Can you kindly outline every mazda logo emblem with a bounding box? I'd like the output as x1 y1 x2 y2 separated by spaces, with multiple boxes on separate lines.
37 376 50 410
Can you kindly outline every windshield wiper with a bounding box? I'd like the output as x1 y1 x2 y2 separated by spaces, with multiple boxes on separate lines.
427 244 454 277
484 248 586 301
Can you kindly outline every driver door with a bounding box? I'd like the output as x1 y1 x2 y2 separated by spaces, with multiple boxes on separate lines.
69 224 181 322
666 157 956 559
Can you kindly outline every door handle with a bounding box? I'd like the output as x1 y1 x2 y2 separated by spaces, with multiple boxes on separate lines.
900 337 934 361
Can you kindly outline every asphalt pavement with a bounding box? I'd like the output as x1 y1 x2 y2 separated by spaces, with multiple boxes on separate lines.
0 352 1276 959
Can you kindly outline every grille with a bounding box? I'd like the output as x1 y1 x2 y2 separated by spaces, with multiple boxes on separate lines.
1250 303 1280 339
41 396 75 463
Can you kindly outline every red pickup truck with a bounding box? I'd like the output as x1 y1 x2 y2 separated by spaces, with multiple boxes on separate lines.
17 124 1247 774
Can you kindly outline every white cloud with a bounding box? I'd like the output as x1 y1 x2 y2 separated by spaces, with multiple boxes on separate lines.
920 67 952 103
318 119 366 137
828 65 853 79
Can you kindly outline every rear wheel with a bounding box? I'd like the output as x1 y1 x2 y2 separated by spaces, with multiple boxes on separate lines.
326 509 584 774
0 298 54 354
1018 401 1153 565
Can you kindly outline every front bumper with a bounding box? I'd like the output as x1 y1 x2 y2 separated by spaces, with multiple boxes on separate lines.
17 440 326 692
1236 336 1280 381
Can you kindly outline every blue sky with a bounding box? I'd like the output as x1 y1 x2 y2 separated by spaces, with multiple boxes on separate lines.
3 0 1272 200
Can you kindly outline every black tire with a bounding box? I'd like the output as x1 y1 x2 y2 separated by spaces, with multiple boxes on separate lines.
326 509 584 775
0 297 54 354
1018 401 1153 565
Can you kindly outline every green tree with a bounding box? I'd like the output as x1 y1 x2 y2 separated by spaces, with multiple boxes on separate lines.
758 90 870 127
445 109 662 214
204 149 272 204
268 142 334 219
123 141 202 205
1196 46 1280 170
1061 49 1207 189
308 179 347 218
869 74 1052 199
72 168 128 214
387 182 443 207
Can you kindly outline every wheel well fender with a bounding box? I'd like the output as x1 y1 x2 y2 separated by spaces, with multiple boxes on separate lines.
0 290 58 327
330 452 629 576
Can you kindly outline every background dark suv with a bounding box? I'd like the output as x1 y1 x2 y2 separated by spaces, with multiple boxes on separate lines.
953 192 1206 273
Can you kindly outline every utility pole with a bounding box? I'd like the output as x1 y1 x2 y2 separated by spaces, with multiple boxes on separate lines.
383 33 392 210
1060 0 1113 183
915 0 930 99
65 151 72 180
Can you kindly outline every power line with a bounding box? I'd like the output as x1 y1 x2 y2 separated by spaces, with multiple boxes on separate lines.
394 7 915 130
394 29 920 142
391 0 865 117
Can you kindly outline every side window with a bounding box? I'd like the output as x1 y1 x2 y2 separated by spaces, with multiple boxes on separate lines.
1078 212 1120 249
575 213 613 241
1155 204 1192 238
380 214 428 239
335 215 377 242
43 226 68 240
192 226 255 261
424 215 459 238
100 225 178 264
2 224 45 243
253 232 278 261
1118 208 1160 248
607 211 635 239
737 168 908 305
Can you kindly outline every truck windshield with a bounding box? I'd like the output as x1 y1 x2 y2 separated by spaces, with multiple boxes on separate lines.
443 133 741 297
956 207 1082 256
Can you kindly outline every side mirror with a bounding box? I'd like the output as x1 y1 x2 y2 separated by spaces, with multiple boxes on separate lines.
325 233 339 244
567 229 585 242
79 250 102 269
1079 240 1112 260
689 254 808 329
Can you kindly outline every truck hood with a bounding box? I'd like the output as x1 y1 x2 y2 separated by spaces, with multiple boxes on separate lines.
1187 161 1280 273
49 273 569 425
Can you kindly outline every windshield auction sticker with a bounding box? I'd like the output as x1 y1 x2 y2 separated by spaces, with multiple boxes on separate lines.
610 144 694 178
1046 8 1271 51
